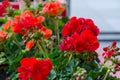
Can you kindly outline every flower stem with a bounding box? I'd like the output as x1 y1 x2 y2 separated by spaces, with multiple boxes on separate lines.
68 53 72 63
37 41 47 58
3 43 12 54
54 17 60 45
103 69 110 80
41 38 48 58
13 34 22 50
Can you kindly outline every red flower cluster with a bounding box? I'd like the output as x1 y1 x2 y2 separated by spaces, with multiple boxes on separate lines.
2 0 10 8
102 41 120 59
0 0 10 16
62 17 100 36
17 57 52 80
0 30 7 41
60 17 100 53
60 30 99 52
42 1 65 16
11 10 45 34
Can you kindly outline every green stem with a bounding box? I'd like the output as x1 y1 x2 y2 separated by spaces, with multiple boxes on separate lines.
13 35 22 50
55 17 60 45
41 38 48 58
37 41 47 58
103 69 110 80
3 43 12 54
68 53 72 63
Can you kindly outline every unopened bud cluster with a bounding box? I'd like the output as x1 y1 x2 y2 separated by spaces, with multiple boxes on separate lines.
102 41 120 59
102 41 120 74
73 67 87 80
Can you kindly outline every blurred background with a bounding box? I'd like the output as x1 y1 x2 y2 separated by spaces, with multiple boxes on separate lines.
69 0 120 47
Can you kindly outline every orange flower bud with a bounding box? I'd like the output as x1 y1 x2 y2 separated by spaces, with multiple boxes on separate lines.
41 26 47 31
25 40 34 50
0 30 7 41
43 29 52 38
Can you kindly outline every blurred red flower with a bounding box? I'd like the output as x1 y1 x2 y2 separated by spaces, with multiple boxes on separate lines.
42 1 65 16
2 0 10 8
17 57 52 80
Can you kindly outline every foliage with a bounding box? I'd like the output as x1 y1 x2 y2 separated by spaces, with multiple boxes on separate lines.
0 0 120 80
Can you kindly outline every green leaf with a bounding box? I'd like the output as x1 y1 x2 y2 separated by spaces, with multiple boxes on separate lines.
48 70 56 80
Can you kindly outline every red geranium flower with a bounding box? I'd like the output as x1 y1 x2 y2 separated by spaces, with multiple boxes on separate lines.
42 1 65 16
11 10 45 34
17 57 52 80
62 17 100 37
60 30 99 52
60 36 74 51
80 30 100 51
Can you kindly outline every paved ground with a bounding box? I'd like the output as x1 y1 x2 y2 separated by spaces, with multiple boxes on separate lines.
69 0 120 47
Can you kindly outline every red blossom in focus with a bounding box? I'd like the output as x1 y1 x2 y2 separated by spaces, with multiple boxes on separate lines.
25 40 34 50
42 1 65 16
62 17 100 37
0 30 7 41
17 57 52 80
80 30 99 51
60 30 99 52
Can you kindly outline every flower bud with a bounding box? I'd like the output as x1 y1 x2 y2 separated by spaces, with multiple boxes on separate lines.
73 73 77 78
118 52 120 55
114 64 119 69
112 41 116 47
113 71 116 74
117 62 120 66
0 30 7 41
76 77 81 80
25 40 34 50
87 56 91 61
103 47 108 51
83 71 87 75
114 48 119 51
36 10 39 14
